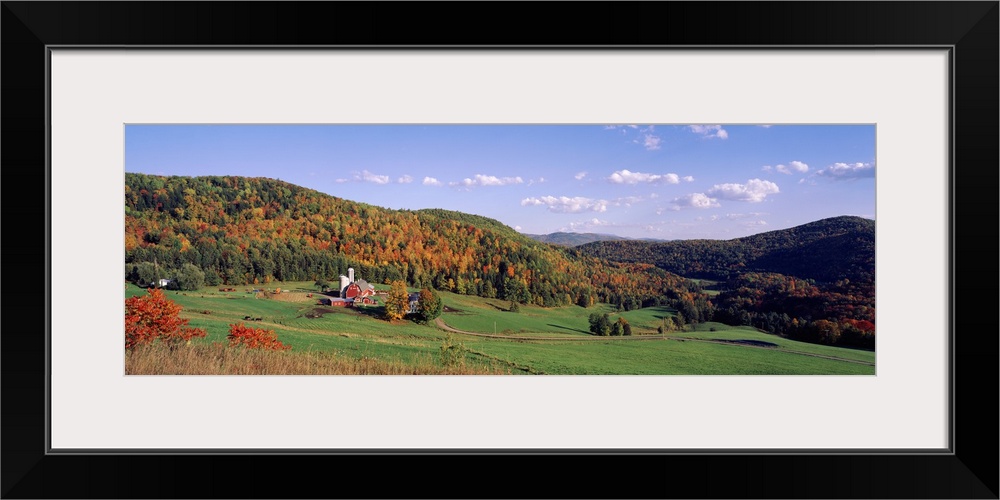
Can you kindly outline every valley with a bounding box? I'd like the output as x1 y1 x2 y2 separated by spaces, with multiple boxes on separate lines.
124 173 876 375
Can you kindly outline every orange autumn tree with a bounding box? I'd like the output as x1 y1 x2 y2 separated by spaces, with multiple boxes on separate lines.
227 323 291 350
125 288 207 349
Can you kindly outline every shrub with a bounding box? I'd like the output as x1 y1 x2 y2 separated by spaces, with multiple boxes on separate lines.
440 333 465 368
227 323 291 350
125 288 206 349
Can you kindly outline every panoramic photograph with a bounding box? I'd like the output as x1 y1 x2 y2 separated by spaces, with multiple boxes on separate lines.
124 124 876 375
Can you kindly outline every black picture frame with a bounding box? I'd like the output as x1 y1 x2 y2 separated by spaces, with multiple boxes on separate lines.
2 2 996 498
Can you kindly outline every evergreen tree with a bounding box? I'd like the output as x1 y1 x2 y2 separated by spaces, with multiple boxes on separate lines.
588 312 612 336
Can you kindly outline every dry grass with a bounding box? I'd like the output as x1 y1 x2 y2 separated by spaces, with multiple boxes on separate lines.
125 342 511 375
266 292 314 303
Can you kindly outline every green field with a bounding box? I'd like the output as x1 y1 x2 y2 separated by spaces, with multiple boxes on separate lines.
126 282 875 375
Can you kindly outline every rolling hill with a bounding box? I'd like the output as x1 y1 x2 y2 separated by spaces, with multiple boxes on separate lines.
524 231 673 247
124 173 703 311
524 232 628 247
575 216 875 283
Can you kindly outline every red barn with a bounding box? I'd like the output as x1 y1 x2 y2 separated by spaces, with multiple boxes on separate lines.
343 279 375 300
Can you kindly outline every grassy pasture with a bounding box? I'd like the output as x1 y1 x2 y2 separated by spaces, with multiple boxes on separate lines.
435 291 614 337
124 282 874 375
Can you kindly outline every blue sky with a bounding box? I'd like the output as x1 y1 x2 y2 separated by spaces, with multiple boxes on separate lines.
125 124 875 240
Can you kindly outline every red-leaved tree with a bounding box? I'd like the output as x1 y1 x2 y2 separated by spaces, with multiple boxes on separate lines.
227 323 291 350
125 288 207 349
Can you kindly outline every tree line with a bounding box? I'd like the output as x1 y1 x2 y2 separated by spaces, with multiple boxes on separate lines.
711 272 874 348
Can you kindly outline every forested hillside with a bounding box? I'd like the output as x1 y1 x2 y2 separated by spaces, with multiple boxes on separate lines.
576 216 875 283
124 174 708 316
577 217 876 348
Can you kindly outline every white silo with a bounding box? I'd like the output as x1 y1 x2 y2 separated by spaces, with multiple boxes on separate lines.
348 267 355 283
339 275 350 294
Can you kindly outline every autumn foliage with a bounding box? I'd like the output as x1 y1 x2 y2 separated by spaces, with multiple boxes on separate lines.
227 323 291 350
124 173 705 309
383 280 410 321
125 288 207 349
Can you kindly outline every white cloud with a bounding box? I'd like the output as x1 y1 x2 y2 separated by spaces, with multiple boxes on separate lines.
607 169 681 185
397 175 414 184
816 162 876 179
422 176 443 186
451 174 524 187
742 220 768 228
574 171 588 180
726 212 768 220
355 170 390 185
682 175 695 182
766 160 809 175
568 218 613 231
609 125 663 149
521 196 608 214
688 124 728 139
617 195 646 207
707 178 779 202
334 178 349 184
669 193 721 210
514 225 522 231
762 165 773 172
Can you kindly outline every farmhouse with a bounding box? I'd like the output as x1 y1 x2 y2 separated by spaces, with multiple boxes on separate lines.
408 292 420 315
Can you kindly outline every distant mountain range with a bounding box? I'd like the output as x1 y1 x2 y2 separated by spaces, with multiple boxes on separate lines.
524 232 669 247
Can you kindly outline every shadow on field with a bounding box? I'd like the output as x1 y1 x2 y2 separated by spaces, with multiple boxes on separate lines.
712 339 779 348
352 306 386 320
547 324 593 335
